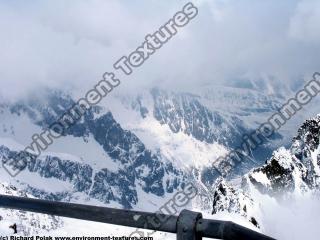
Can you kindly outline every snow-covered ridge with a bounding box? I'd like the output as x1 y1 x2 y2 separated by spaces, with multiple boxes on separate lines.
211 113 320 236
0 182 62 235
212 178 260 228
244 114 320 196
0 87 317 237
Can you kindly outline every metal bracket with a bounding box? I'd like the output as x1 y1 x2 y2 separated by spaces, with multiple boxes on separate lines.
177 209 203 240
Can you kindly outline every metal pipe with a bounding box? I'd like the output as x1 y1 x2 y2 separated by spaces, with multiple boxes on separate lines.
0 194 177 233
197 219 276 240
0 194 276 240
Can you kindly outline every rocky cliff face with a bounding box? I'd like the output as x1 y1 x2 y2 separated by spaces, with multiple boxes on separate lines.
151 88 248 147
0 90 187 209
149 88 285 183
0 87 284 209
244 114 320 196
243 147 309 197
211 114 320 229
211 178 260 228
0 142 184 209
0 87 304 234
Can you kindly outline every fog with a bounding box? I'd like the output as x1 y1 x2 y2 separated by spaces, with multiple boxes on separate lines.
0 0 320 99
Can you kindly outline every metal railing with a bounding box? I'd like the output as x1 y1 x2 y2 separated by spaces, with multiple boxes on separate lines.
0 194 276 240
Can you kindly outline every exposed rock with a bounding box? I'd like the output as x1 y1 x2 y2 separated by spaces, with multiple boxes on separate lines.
212 178 260 228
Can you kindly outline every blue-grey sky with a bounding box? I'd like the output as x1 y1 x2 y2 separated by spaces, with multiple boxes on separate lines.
0 0 320 99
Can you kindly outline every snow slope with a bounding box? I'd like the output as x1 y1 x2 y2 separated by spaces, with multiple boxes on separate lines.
211 114 320 239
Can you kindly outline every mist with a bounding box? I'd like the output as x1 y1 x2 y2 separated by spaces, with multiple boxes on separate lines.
0 0 320 100
262 194 320 240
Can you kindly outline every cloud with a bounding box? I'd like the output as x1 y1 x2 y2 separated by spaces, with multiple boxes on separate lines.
289 0 320 43
0 0 320 99
261 195 320 240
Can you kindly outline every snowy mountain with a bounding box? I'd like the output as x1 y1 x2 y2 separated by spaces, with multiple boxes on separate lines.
244 114 320 196
211 114 320 238
0 86 316 236
211 178 260 228
0 100 186 209
0 87 287 197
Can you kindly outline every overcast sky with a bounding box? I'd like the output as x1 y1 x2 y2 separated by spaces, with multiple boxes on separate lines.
0 0 320 99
